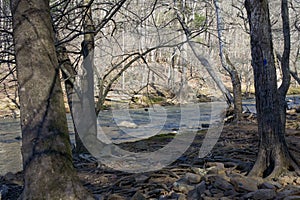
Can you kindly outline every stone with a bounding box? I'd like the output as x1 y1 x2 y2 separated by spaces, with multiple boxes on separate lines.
287 109 297 115
259 182 277 190
223 189 237 197
170 192 187 200
94 194 103 200
276 186 300 199
131 191 147 200
269 181 283 189
283 196 300 200
177 193 187 200
185 173 202 184
135 175 149 183
206 162 225 169
191 167 207 176
206 162 226 175
203 197 219 200
220 197 232 200
213 176 234 191
108 194 126 200
118 121 138 128
230 175 258 192
196 181 207 195
295 177 300 185
251 189 276 200
187 189 200 200
209 188 223 195
204 189 212 197
279 176 295 186
173 182 194 194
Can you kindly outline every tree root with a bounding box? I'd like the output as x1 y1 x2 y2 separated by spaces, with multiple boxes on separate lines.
248 147 299 180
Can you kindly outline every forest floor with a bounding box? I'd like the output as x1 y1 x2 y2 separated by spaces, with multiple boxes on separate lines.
1 113 300 200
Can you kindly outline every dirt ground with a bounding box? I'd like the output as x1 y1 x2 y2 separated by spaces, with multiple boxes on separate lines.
1 114 300 200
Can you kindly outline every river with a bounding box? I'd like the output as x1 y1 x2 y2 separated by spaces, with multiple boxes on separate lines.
0 96 299 175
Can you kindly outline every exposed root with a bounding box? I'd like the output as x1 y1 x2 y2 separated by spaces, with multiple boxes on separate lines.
247 149 266 177
248 147 299 180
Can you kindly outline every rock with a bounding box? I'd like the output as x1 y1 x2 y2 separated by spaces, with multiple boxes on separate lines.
176 193 187 200
196 181 207 195
230 175 258 192
206 162 226 175
185 173 202 184
187 189 200 200
191 167 207 176
213 176 234 191
287 109 297 115
131 191 146 200
259 182 277 190
4 172 15 181
206 162 225 169
284 196 300 200
279 176 295 186
203 197 219 200
204 189 212 197
276 185 300 199
173 182 194 194
223 189 237 197
209 188 223 195
118 121 138 128
135 175 149 183
208 186 224 198
169 192 186 200
245 189 276 200
295 177 300 185
108 194 126 200
269 181 283 189
220 197 232 200
94 194 103 200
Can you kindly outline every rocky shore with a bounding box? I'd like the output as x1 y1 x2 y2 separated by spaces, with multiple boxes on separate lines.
1 118 299 200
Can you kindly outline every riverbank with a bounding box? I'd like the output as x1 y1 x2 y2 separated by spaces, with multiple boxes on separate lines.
1 113 299 199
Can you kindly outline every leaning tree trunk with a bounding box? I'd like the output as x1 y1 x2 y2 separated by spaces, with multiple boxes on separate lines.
245 0 298 179
56 45 89 154
175 12 233 105
11 0 93 198
214 0 243 121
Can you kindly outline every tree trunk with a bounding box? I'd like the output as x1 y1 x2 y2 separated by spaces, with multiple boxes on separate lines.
245 0 299 179
175 12 233 106
214 0 243 120
56 45 89 154
71 0 97 153
11 0 93 198
225 54 243 120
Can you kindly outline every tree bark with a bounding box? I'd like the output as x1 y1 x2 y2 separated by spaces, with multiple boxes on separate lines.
214 0 243 120
245 0 299 179
56 45 89 154
11 0 93 198
176 12 233 105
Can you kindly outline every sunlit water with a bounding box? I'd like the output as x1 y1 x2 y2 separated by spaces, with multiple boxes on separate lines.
0 97 299 175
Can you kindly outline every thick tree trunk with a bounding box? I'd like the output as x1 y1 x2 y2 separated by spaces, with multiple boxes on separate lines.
11 0 93 198
245 0 298 179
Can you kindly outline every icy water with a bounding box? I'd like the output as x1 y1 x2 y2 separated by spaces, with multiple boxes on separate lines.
0 97 299 175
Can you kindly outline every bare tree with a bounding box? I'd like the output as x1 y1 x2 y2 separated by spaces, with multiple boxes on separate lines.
214 0 242 120
11 0 93 198
245 0 299 178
